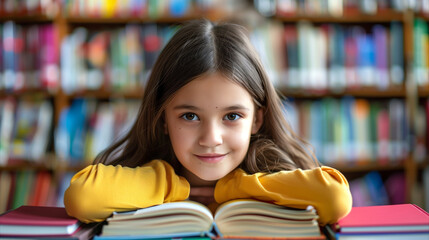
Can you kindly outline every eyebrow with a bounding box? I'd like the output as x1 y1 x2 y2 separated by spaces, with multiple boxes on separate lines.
173 104 251 112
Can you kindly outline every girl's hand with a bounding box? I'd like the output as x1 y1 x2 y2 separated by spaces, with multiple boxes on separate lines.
189 187 215 206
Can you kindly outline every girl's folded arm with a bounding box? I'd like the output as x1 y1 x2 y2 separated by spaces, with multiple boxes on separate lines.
214 166 352 225
64 160 190 223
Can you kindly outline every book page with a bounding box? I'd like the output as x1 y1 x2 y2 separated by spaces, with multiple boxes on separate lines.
109 201 213 223
215 199 317 221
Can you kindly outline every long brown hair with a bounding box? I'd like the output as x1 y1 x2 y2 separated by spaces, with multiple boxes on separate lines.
95 19 319 172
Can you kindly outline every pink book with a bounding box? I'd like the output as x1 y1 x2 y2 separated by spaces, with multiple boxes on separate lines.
337 204 429 233
0 205 81 237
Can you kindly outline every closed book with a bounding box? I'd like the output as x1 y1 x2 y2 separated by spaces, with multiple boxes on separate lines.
373 24 389 90
0 205 81 237
336 204 429 234
389 21 404 85
0 171 12 213
283 25 299 89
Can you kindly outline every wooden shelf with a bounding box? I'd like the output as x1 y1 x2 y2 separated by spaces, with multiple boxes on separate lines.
329 161 405 173
416 13 429 21
0 154 58 171
0 89 56 98
67 89 144 99
0 164 52 171
0 156 90 173
66 16 203 25
0 13 55 23
275 10 405 23
417 159 429 169
418 87 429 97
280 86 406 98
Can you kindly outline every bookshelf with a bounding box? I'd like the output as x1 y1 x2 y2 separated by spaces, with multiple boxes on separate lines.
255 0 428 208
0 0 428 214
414 9 429 210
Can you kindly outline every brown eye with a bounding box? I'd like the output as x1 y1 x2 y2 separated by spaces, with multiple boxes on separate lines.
224 113 240 121
181 113 198 121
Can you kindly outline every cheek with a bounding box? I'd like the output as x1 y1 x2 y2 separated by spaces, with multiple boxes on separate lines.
227 124 253 150
168 125 194 154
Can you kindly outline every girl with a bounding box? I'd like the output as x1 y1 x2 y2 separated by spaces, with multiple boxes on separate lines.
64 19 352 225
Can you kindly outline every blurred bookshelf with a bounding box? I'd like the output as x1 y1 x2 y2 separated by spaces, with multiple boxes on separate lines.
0 0 428 214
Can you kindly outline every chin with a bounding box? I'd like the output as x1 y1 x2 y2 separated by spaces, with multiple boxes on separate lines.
197 172 227 181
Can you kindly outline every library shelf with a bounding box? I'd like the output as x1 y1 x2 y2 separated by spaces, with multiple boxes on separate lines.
0 14 55 23
280 87 406 99
0 156 93 173
417 159 429 169
66 89 144 100
416 13 429 21
274 10 405 23
272 6 426 207
0 2 428 214
64 13 225 25
330 161 405 173
0 155 57 171
418 88 429 97
0 89 56 98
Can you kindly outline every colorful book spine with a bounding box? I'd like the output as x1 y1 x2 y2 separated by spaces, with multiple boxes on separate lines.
0 169 77 214
61 24 176 93
61 0 225 18
40 24 59 90
276 22 403 91
281 98 409 165
272 0 416 16
0 171 12 213
390 22 404 85
0 22 59 91
8 99 53 161
55 99 140 164
414 19 429 87
349 171 404 207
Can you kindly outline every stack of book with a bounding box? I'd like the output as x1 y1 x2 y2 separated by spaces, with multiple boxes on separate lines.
94 199 325 239
0 205 102 239
333 204 429 240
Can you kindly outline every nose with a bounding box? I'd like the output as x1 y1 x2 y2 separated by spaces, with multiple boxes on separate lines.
199 121 223 147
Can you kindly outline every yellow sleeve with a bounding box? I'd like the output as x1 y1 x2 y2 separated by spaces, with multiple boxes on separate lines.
214 166 352 225
64 159 190 223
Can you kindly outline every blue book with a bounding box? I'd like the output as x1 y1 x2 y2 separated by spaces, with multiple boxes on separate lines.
169 0 190 17
356 30 376 86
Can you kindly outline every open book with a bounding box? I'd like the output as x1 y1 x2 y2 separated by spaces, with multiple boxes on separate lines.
95 199 323 239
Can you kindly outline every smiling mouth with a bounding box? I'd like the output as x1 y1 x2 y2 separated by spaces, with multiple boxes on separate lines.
195 154 227 163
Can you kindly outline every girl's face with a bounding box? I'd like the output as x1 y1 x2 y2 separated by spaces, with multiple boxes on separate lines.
164 72 263 184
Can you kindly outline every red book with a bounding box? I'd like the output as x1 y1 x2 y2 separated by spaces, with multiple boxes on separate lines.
337 204 429 234
0 205 81 237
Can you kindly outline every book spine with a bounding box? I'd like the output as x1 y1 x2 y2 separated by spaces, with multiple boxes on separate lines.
282 97 409 165
40 24 59 90
2 21 16 91
26 25 41 90
284 25 299 89
345 28 359 89
373 24 389 90
0 98 14 165
377 109 390 164
390 22 404 85
414 19 429 86
12 170 34 209
0 171 12 213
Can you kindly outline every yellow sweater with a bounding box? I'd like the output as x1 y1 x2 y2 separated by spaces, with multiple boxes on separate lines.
64 160 352 225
